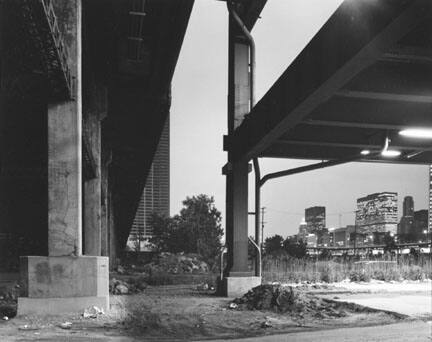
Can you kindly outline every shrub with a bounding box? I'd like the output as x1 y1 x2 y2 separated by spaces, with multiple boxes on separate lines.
263 254 431 284
401 265 425 281
349 270 371 282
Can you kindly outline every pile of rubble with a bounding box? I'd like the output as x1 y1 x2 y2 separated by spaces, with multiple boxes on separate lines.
232 284 350 318
109 277 148 295
143 253 210 274
0 283 19 319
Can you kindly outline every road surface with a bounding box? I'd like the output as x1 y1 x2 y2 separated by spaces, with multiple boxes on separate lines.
208 321 431 342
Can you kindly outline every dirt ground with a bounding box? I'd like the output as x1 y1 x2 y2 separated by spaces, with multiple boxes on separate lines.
0 284 410 342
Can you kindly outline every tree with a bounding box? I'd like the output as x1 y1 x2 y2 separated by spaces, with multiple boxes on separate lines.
150 194 223 265
283 238 307 258
149 213 182 253
178 195 223 263
263 235 284 255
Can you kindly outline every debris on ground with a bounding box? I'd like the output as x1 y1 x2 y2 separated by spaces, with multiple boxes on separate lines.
83 306 104 319
0 304 17 319
2 316 8 321
59 322 72 329
261 320 272 328
18 324 40 331
0 281 19 319
116 265 126 274
116 284 129 295
196 283 209 291
109 277 148 295
232 284 355 318
143 253 210 275
228 302 238 309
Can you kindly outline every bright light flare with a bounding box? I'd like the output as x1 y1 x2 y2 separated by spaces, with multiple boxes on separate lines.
399 128 432 139
381 149 401 157
360 149 370 155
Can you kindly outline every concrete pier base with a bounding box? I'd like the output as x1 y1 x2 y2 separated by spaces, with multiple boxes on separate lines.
18 256 109 315
222 276 261 298
18 296 109 315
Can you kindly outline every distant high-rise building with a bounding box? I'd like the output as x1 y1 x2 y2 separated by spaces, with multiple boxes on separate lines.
399 196 415 237
330 225 366 247
403 196 414 217
298 218 308 242
414 209 428 241
305 206 326 233
305 234 317 248
331 225 356 248
305 206 326 246
128 117 169 248
355 192 398 241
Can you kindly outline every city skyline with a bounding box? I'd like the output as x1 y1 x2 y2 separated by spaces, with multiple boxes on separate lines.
294 193 429 248
292 192 426 232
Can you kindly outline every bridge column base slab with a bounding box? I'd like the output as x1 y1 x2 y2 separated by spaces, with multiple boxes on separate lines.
18 256 109 315
221 276 261 298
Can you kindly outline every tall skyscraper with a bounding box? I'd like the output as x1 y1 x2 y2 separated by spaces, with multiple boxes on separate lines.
305 206 326 233
297 218 308 242
399 196 414 237
403 196 414 217
305 206 327 246
355 192 398 239
129 117 170 248
414 209 428 241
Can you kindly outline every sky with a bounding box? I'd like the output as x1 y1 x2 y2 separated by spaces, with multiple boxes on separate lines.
169 0 429 239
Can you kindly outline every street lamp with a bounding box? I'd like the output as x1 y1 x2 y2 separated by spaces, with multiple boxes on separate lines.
381 137 401 157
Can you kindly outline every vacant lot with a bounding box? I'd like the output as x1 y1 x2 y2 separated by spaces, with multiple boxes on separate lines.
0 284 412 342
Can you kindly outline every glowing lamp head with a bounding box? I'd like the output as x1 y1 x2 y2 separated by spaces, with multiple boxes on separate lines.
381 137 401 157
360 149 370 155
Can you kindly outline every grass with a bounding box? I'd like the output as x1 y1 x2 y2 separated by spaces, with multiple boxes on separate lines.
120 295 215 339
263 254 431 283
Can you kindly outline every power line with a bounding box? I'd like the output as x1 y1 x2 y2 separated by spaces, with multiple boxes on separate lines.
266 207 356 217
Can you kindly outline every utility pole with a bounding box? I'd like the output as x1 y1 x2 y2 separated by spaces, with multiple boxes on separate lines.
261 207 266 249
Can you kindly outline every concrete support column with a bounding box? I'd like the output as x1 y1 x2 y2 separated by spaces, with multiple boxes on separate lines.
18 0 109 315
100 128 110 257
84 117 102 256
48 0 82 256
221 10 261 296
227 161 250 275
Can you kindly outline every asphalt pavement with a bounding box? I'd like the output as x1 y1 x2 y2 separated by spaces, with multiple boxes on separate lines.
208 321 431 342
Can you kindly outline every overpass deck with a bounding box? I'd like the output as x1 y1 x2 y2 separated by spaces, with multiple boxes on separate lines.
230 0 432 165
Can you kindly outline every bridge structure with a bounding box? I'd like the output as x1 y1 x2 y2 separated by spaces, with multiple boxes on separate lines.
0 0 193 314
0 0 431 314
222 0 432 296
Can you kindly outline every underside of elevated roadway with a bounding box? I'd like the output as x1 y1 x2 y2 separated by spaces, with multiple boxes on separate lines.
229 0 432 163
223 0 432 296
0 0 194 313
